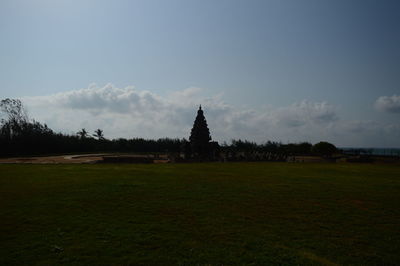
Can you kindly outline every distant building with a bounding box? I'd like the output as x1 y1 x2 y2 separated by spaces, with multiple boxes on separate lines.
189 105 219 159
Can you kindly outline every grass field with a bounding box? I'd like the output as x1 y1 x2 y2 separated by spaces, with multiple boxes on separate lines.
1 162 399 265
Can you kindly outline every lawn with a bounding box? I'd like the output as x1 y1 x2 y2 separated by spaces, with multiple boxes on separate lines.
1 162 399 265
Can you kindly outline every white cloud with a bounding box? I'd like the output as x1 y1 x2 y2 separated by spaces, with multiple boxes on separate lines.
23 84 212 139
20 84 400 147
275 101 337 127
375 95 400 113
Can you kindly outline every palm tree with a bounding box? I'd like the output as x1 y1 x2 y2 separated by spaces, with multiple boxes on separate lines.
93 129 104 140
77 128 88 139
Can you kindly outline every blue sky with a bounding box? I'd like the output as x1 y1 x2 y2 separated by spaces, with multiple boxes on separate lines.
1 0 400 146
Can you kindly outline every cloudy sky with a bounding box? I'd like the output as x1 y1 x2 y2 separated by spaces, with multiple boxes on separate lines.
1 0 399 147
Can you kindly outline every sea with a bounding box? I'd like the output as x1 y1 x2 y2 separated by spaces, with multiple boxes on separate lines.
340 147 400 157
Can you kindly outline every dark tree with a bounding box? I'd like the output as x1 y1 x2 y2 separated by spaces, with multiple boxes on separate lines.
283 142 312 155
0 98 28 124
0 98 29 140
93 129 104 140
189 105 212 158
77 128 88 139
312 141 337 157
182 139 192 159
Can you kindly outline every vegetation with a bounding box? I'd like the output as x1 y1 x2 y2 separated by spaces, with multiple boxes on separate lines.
0 98 337 159
1 163 399 265
312 141 338 156
0 99 187 156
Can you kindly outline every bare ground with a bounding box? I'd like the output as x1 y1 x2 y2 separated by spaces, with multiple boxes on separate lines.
0 154 107 164
0 153 170 164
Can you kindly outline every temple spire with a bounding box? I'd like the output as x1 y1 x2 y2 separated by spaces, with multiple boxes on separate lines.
190 105 211 158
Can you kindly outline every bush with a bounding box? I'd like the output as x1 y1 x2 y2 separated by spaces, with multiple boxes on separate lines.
312 141 337 157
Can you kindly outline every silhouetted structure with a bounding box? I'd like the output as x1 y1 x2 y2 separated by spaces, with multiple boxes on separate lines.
1 98 354 162
189 105 213 159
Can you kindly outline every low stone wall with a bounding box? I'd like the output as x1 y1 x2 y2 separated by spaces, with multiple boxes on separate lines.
102 156 154 164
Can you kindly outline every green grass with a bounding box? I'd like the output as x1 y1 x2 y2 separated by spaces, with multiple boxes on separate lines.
1 163 399 265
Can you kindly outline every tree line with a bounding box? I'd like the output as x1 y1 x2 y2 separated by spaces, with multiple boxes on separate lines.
0 98 337 157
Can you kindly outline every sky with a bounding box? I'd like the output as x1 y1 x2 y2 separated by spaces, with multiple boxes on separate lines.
1 0 399 147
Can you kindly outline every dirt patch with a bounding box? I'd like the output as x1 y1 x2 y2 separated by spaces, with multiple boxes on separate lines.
0 154 105 164
0 154 170 164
